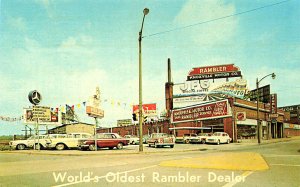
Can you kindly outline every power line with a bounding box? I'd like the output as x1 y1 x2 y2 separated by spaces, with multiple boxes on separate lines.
143 0 290 38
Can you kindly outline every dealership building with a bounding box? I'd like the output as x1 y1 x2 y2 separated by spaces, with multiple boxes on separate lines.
98 60 300 141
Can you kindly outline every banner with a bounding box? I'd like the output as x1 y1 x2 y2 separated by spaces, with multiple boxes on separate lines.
171 100 231 123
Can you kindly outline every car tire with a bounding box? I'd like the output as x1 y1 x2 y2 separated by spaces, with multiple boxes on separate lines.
184 139 190 144
148 144 151 147
56 143 65 151
109 147 114 150
201 139 206 144
89 144 96 151
170 145 174 148
217 140 220 145
16 144 26 150
154 142 158 148
117 143 123 149
227 139 230 144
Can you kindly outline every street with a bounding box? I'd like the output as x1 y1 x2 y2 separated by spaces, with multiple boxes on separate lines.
0 139 300 187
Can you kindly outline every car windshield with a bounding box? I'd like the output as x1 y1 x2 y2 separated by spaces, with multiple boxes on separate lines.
213 132 222 136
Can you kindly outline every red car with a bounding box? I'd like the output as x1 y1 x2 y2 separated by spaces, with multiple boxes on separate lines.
80 133 129 151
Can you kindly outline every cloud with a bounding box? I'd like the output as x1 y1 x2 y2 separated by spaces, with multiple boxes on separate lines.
174 0 238 46
35 0 50 7
7 17 27 31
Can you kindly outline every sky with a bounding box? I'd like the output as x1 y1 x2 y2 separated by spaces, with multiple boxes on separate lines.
0 0 299 135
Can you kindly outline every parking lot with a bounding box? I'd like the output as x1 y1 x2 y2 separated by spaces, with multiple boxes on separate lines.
2 141 258 156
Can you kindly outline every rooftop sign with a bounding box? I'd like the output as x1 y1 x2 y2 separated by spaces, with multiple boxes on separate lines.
187 64 242 81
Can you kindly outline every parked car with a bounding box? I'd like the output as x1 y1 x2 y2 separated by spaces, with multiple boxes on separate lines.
206 132 232 145
189 133 212 144
80 133 129 151
9 134 56 150
175 133 198 144
46 133 92 150
124 135 139 145
147 133 175 148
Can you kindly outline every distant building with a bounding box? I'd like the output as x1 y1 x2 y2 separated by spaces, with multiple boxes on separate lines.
48 122 95 135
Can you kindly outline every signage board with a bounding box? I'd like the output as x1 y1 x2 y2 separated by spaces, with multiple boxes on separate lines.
248 84 270 103
24 106 61 124
187 71 242 81
236 112 246 121
279 105 300 112
171 100 231 124
117 119 132 127
132 103 157 117
187 64 242 81
86 106 104 118
270 94 277 114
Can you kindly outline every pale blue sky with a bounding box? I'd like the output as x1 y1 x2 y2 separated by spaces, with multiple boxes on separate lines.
0 0 299 135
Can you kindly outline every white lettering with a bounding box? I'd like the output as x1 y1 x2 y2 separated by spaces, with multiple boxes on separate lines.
53 172 67 183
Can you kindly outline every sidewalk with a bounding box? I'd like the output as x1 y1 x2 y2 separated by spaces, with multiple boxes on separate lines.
236 135 300 145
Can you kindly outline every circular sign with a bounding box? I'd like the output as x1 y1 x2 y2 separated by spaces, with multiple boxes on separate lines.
28 90 42 105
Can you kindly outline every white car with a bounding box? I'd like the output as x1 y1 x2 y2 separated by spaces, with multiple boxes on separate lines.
206 132 232 145
189 133 212 144
9 135 50 150
46 133 93 150
124 135 140 145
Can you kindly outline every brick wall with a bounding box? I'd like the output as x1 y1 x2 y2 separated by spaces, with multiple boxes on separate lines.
284 129 300 137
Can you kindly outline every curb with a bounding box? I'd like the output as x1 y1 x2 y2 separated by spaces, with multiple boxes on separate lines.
0 148 203 156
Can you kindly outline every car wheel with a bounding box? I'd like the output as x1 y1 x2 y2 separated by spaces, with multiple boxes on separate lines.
148 144 151 147
89 144 96 151
170 145 174 148
217 140 220 145
117 143 123 149
184 139 190 144
154 142 158 148
55 143 65 150
201 139 206 144
227 139 230 144
108 147 114 150
16 144 26 150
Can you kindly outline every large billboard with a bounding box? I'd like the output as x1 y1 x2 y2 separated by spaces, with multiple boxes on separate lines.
171 100 231 124
24 106 61 125
173 79 248 108
248 85 270 103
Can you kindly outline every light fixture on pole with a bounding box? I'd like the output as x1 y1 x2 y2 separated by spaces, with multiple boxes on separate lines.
138 8 149 152
256 73 276 144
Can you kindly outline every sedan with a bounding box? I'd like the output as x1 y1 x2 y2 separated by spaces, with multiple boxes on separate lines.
80 133 129 151
206 132 231 145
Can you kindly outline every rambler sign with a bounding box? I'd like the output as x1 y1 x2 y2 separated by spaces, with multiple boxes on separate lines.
187 64 242 81
171 100 231 123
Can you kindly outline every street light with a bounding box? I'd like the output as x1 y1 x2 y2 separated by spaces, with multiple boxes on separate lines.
138 8 149 152
256 73 276 144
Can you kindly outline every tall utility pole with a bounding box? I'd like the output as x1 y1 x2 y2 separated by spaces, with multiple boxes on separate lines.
138 8 149 152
